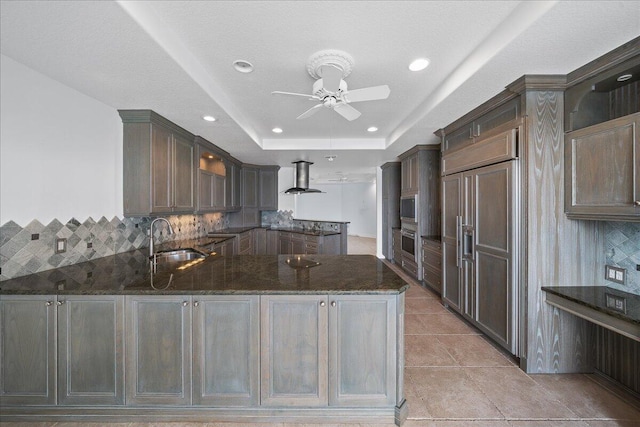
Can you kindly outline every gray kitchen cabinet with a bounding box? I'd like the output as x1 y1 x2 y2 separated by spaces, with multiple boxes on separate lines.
392 229 402 265
381 162 401 260
261 294 397 408
0 295 56 406
120 110 195 216
290 233 306 254
266 230 279 254
261 295 328 407
192 296 260 407
564 112 640 221
253 228 267 254
279 231 292 254
196 142 227 213
421 239 442 295
259 166 279 210
57 295 125 406
225 160 242 212
214 238 235 256
237 230 253 255
400 154 418 194
242 167 259 208
125 296 191 406
441 173 463 312
328 295 396 407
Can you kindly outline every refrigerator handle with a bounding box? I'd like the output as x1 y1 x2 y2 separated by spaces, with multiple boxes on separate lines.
462 225 474 261
456 216 462 268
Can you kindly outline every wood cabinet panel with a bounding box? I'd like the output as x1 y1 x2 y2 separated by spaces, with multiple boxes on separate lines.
259 167 278 210
261 295 328 407
328 295 396 406
242 167 259 208
0 295 56 406
173 134 195 211
126 296 191 405
565 112 640 220
151 124 173 213
192 296 259 406
57 295 124 406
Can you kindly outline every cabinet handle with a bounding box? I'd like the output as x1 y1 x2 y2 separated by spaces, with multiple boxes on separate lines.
193 301 200 307
182 301 189 307
331 301 336 307
46 301 53 306
634 201 640 206
320 301 326 307
57 300 65 306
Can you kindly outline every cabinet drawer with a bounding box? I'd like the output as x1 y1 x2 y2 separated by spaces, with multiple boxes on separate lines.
401 256 418 277
422 246 442 269
422 265 442 292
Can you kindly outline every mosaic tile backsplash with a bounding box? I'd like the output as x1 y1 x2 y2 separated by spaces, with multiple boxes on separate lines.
0 213 227 281
604 221 640 294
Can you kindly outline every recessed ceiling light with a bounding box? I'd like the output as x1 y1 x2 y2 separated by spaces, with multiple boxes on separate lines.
202 115 216 122
617 73 632 82
233 59 254 73
367 126 378 132
409 58 430 72
272 127 283 133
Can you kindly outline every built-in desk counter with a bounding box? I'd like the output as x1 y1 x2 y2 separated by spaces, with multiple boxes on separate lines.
542 286 640 342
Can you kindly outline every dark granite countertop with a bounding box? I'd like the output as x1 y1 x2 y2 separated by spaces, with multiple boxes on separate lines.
0 240 408 295
294 218 350 224
265 227 341 237
542 286 640 325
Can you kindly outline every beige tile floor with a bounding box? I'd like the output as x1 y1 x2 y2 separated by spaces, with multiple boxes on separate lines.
4 266 640 427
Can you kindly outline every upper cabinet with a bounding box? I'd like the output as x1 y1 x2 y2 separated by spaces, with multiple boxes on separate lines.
564 40 640 221
196 139 226 213
225 159 242 212
120 110 195 216
259 167 279 211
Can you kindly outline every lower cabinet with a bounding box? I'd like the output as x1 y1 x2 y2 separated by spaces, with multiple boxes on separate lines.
58 295 125 405
0 295 124 407
126 295 192 406
260 294 397 407
392 229 402 264
0 295 56 406
192 296 260 406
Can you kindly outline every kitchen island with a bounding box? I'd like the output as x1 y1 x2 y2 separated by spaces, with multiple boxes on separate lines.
0 248 408 425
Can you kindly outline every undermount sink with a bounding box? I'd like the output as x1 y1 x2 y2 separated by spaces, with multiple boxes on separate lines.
152 249 207 264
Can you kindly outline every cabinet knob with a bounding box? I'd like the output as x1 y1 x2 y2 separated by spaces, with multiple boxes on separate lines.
331 301 336 307
319 301 326 307
634 200 640 206
57 300 64 306
182 301 189 307
193 301 200 307
46 301 53 306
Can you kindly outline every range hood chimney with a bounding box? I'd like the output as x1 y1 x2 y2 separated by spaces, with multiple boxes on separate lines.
285 161 322 194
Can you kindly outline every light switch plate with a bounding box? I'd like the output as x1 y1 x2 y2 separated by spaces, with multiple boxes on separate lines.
605 265 625 285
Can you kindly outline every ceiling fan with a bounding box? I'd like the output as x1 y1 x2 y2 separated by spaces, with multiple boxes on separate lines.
272 49 390 121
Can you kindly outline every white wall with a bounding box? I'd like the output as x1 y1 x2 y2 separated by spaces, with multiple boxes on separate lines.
0 55 123 226
340 182 377 237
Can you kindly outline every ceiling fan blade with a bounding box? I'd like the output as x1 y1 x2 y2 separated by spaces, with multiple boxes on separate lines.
333 103 361 121
342 85 390 103
272 91 320 100
319 64 343 93
296 104 323 120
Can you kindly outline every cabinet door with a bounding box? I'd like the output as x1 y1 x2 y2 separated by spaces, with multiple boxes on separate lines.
0 295 56 405
172 134 195 212
242 167 259 208
266 230 279 255
198 170 214 210
259 168 278 210
225 162 241 211
279 232 291 254
291 235 306 254
193 296 259 406
565 113 640 220
126 296 191 405
392 229 402 264
441 173 463 313
443 124 474 154
213 173 226 210
58 295 124 405
261 295 328 406
328 295 396 406
470 161 517 353
151 124 173 213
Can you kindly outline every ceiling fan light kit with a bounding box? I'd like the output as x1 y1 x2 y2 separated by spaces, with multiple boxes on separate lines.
272 49 390 121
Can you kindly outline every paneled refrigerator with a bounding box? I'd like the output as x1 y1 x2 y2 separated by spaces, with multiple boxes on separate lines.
441 128 519 355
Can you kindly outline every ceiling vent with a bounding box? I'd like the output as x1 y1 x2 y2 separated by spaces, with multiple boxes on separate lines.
284 161 322 194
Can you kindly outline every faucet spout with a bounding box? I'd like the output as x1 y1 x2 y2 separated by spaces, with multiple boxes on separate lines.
149 217 174 258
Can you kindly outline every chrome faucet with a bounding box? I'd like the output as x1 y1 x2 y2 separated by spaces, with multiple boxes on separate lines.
149 217 174 258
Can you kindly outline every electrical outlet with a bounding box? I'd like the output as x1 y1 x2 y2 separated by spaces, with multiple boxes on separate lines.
55 238 67 254
605 265 626 285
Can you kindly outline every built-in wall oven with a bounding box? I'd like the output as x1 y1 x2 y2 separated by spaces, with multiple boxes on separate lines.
400 223 417 261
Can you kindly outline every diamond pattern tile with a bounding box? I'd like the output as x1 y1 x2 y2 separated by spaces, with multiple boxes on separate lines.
604 221 640 293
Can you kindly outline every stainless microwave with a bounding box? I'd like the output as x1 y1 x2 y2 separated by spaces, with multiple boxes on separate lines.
400 195 417 221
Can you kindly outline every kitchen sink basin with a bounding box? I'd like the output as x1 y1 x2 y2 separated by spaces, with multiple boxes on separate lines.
152 249 207 264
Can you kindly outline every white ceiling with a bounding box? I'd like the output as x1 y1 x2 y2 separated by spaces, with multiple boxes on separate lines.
1 1 638 182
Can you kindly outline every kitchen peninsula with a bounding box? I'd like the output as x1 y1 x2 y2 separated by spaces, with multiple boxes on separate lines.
0 244 408 425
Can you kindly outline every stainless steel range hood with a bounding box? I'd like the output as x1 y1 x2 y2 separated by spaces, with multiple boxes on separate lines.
284 161 322 194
